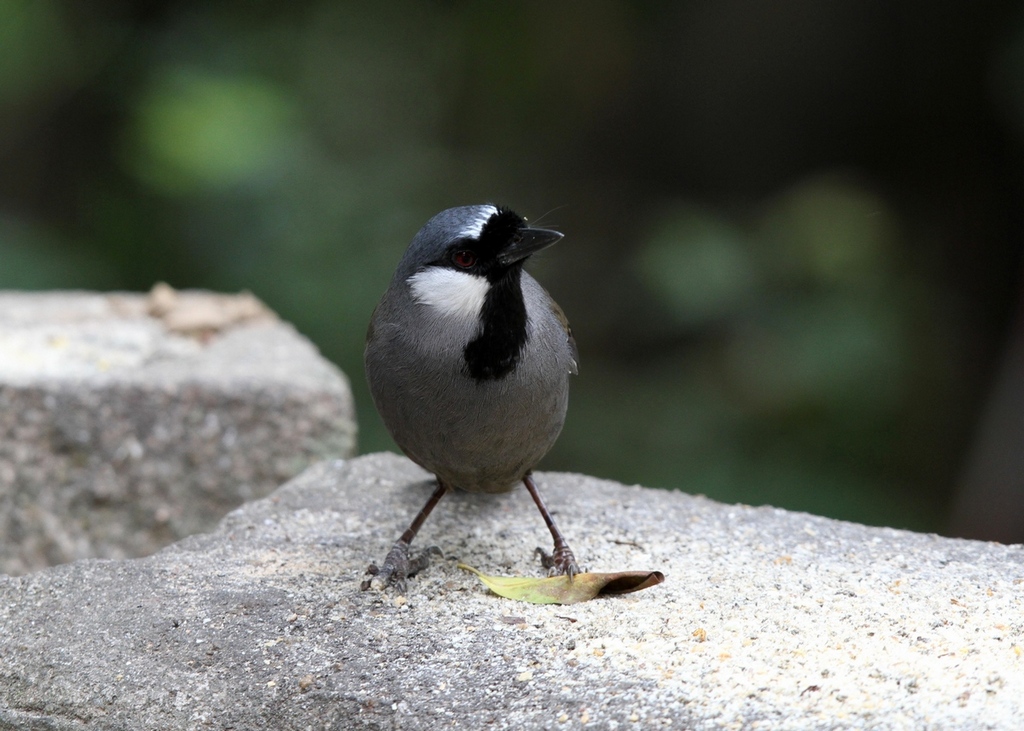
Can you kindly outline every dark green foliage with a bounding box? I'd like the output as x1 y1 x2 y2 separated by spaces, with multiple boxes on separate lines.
2 1 1021 534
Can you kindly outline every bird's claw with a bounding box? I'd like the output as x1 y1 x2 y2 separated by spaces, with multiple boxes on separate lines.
535 545 581 580
360 542 442 592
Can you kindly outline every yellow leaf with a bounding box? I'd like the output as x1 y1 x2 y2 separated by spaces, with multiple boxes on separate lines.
458 563 664 605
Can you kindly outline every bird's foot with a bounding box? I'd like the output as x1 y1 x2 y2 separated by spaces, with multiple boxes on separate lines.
360 541 442 592
535 544 581 580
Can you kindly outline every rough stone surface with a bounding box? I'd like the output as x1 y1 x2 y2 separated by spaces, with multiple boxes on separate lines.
0 453 1020 730
0 289 356 575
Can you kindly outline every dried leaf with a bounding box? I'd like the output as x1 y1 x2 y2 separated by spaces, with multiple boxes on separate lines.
458 563 664 605
145 282 276 335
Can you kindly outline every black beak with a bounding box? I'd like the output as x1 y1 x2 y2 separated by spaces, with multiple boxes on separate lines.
498 227 564 266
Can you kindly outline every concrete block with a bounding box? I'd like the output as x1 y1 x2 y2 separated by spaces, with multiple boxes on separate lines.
0 453 1020 730
0 288 356 574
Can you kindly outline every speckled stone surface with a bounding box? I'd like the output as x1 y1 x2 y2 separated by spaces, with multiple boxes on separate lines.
0 290 356 575
0 453 1020 730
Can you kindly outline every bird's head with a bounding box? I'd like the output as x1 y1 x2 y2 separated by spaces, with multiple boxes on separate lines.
397 205 562 321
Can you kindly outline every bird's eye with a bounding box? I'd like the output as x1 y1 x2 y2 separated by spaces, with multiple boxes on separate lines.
452 250 477 268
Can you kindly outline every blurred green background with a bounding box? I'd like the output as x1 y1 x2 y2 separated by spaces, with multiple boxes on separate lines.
2 1 1023 540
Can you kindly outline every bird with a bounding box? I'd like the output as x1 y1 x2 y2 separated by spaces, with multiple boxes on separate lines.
361 204 579 591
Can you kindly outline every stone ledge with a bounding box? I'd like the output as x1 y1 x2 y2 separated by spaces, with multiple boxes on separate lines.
0 453 1020 730
0 289 356 574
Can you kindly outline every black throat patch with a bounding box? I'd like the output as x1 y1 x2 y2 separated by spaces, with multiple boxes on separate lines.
463 267 527 381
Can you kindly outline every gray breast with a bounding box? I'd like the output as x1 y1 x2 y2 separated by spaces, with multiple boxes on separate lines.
365 273 572 493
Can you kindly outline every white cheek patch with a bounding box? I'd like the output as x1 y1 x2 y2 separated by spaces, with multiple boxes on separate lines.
407 267 490 320
458 205 498 240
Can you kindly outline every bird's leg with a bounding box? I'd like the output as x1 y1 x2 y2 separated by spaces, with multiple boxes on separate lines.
523 473 580 579
361 480 448 592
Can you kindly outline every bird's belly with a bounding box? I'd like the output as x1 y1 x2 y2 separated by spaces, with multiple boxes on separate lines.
379 369 568 494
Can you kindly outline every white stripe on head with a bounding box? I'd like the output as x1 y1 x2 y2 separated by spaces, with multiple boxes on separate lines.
407 266 490 320
458 205 498 240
